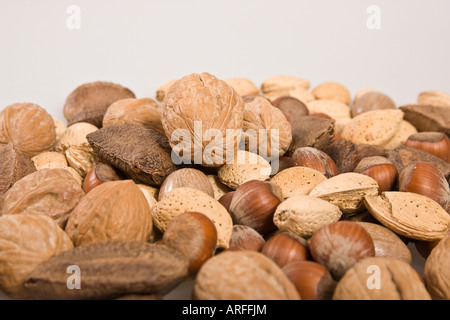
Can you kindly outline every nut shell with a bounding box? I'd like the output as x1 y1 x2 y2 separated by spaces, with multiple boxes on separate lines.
423 236 450 300
351 91 396 117
291 147 338 178
158 168 214 201
228 224 265 251
404 132 450 162
311 82 351 105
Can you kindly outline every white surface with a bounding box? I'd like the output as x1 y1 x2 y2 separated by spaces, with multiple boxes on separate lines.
1 0 450 120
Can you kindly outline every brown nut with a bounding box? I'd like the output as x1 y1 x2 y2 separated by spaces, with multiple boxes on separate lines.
404 132 450 162
282 260 337 300
193 250 300 300
158 168 214 201
356 222 412 264
162 212 217 276
309 221 375 280
242 96 292 157
161 72 245 167
228 224 265 252
311 81 351 105
414 230 450 259
0 103 56 158
218 191 235 212
261 75 311 102
400 104 450 136
291 147 338 178
332 257 430 300
353 156 398 194
228 180 283 235
63 81 136 127
65 180 153 246
418 90 450 108
271 96 309 124
351 91 396 117
423 236 450 300
307 100 351 120
102 97 165 136
0 143 36 200
0 168 84 228
398 162 450 210
0 214 74 299
261 232 310 268
82 162 123 193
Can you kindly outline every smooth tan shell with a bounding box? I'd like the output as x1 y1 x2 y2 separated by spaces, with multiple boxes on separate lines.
0 214 73 299
356 222 412 264
270 166 327 200
273 195 342 238
341 109 404 146
0 103 56 158
332 257 431 300
193 250 300 300
242 96 292 157
424 236 450 299
382 120 418 150
364 192 450 241
306 99 351 120
65 180 153 246
311 82 351 105
217 150 272 190
158 168 214 200
207 174 232 200
418 90 450 108
353 88 379 104
155 79 177 102
225 78 260 97
161 72 245 167
309 172 379 214
261 75 310 94
151 187 233 249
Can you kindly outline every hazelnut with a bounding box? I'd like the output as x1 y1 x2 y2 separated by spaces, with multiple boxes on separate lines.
158 168 214 201
353 156 398 194
309 221 375 280
228 180 283 235
162 212 218 276
404 132 450 162
282 260 337 300
0 103 56 158
218 191 235 212
261 232 310 268
82 162 123 193
398 162 449 210
291 147 338 178
228 225 265 252
102 97 165 136
311 81 351 105
351 91 396 117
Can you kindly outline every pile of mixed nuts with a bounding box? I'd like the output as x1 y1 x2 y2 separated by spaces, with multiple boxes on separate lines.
0 73 449 300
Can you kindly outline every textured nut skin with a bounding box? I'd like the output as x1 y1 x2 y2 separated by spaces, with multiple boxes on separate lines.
0 103 56 158
103 97 165 136
207 174 232 200
291 147 338 178
261 75 310 99
0 168 84 228
311 82 351 105
309 221 375 280
0 214 74 299
225 78 259 97
32 151 68 170
306 100 351 120
228 224 265 251
353 88 379 104
161 72 245 167
82 162 123 193
242 96 292 157
271 96 309 124
193 250 300 300
158 168 214 201
63 81 136 127
351 91 396 117
309 172 379 215
23 241 189 300
0 143 36 200
364 191 450 241
261 232 309 268
162 212 217 276
400 104 450 136
341 109 404 146
53 118 67 141
382 120 418 150
151 187 233 249
356 222 412 264
333 257 431 300
404 132 450 162
354 156 398 194
217 150 272 190
423 236 450 300
65 180 153 246
87 124 177 186
273 195 342 239
270 166 327 200
156 79 177 102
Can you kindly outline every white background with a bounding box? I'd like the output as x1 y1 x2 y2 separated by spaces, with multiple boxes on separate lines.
0 0 448 299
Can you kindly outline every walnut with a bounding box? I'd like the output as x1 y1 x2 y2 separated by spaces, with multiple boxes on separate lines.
161 72 245 167
102 97 165 136
0 214 73 299
424 236 450 300
0 103 56 158
65 180 153 246
242 96 292 158
55 122 99 177
0 168 85 228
